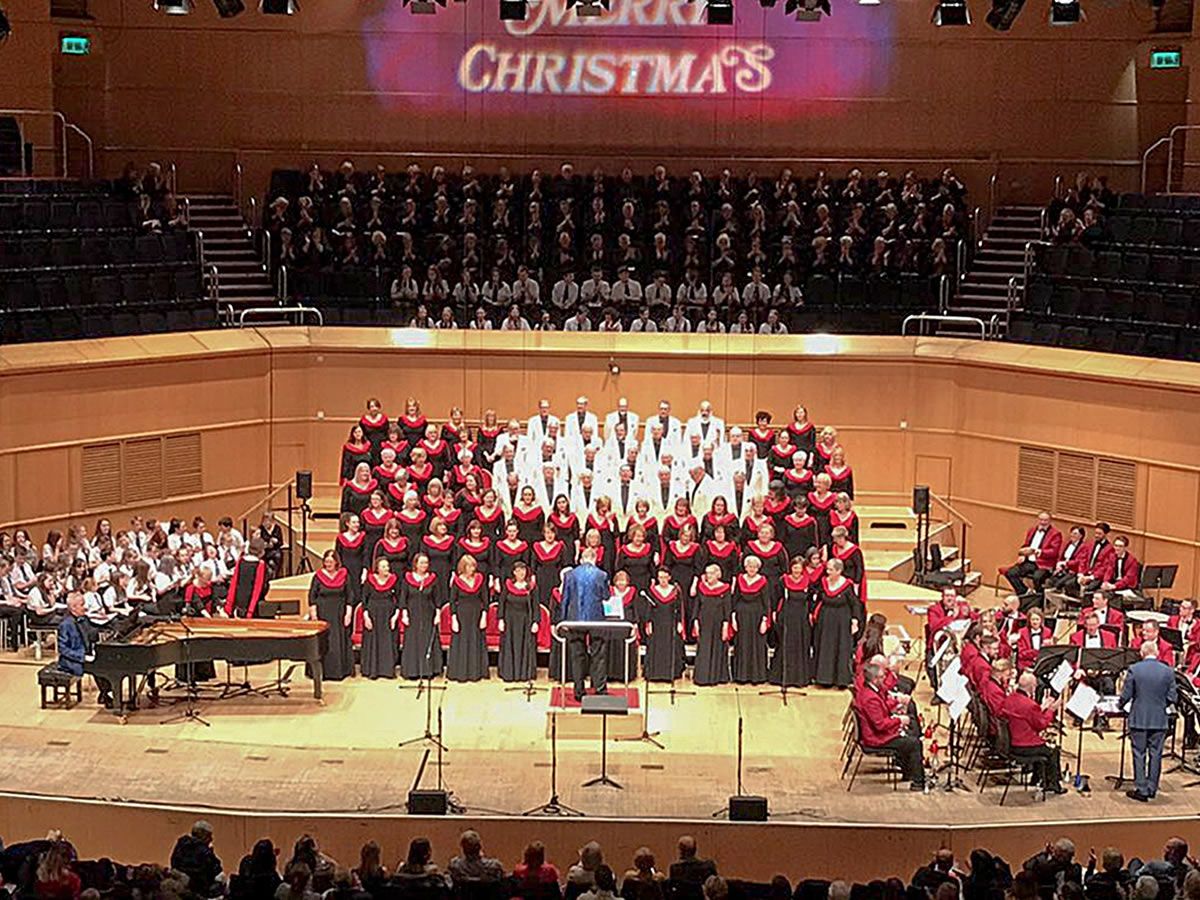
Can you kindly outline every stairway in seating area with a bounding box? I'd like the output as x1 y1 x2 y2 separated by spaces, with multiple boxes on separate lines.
185 194 275 320
941 205 1044 337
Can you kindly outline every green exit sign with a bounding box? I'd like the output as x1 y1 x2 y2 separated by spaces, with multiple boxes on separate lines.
60 35 91 55
1151 49 1182 69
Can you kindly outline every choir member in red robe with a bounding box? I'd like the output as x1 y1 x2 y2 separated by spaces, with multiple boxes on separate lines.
811 557 863 688
340 425 373 487
397 397 429 447
360 397 389 465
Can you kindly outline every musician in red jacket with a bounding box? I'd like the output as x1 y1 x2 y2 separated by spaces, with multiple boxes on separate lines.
965 634 1001 690
1077 591 1126 631
1004 512 1063 603
1074 522 1115 597
1132 621 1175 668
1015 608 1054 671
1000 671 1066 793
854 662 925 790
1070 613 1118 650
979 658 1012 723
1044 525 1088 595
928 587 977 637
1089 537 1140 594
1169 599 1200 644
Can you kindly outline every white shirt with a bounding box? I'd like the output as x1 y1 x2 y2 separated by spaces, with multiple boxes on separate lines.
510 278 541 304
696 320 726 333
500 316 531 331
563 315 592 332
742 281 771 306
480 281 511 306
663 315 692 333
644 282 673 307
758 322 788 334
611 279 643 305
580 279 610 303
629 317 658 332
676 281 708 304
551 280 580 309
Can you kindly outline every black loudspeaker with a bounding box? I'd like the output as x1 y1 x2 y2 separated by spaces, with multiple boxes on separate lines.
728 794 768 821
211 0 246 16
296 470 313 501
913 485 930 515
407 789 448 815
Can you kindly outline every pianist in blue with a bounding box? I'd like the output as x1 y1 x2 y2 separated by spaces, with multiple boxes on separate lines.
57 591 114 706
559 548 611 701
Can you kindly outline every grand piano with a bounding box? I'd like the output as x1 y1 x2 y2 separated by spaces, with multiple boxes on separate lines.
86 617 329 719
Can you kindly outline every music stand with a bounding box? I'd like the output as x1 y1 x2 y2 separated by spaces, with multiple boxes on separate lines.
581 693 628 789
1074 647 1139 788
1142 565 1179 608
523 712 585 816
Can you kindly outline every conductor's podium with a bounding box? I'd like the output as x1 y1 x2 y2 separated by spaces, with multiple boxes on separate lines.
548 620 646 740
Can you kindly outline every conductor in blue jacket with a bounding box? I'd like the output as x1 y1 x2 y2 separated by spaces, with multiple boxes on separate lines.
560 547 611 702
1120 640 1177 801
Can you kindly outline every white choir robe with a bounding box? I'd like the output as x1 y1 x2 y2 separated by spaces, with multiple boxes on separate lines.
638 434 679 474
526 413 561 449
720 456 770 498
684 414 727 447
639 479 687 523
723 482 758 523
531 471 571 514
609 479 640 531
603 410 641 441
562 410 600 443
520 448 569 486
602 433 637 466
719 440 748 468
570 480 604 521
492 431 531 467
565 432 605 470
641 413 683 446
496 480 524 517
679 475 719 520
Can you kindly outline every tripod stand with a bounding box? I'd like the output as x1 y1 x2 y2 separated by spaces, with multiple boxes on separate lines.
523 713 584 816
434 707 467 814
711 708 746 818
399 620 448 751
616 676 664 749
161 617 211 727
296 499 313 575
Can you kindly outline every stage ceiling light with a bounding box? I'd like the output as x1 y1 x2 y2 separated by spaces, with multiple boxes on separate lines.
706 0 734 24
211 0 246 17
153 0 195 13
260 0 298 13
500 0 527 17
402 0 447 15
785 0 830 20
0 4 10 42
932 0 970 24
1049 0 1080 23
565 0 611 17
985 0 1025 29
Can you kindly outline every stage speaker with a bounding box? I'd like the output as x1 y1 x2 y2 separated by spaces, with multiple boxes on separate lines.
296 470 313 501
913 485 930 515
407 789 448 815
728 795 768 821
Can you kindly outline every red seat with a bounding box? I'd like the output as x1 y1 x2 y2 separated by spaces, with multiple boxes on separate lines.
485 602 502 652
438 603 453 650
351 604 365 649
537 604 553 652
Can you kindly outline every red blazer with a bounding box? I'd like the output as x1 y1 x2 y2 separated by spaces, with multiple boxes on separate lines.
1132 635 1176 667
1061 540 1087 574
1023 525 1063 569
1080 540 1116 579
854 683 901 747
1015 626 1054 671
1078 605 1125 629
1070 629 1117 649
1168 615 1200 643
1096 553 1140 591
1001 689 1054 748
979 675 1008 720
927 600 976 636
963 651 992 690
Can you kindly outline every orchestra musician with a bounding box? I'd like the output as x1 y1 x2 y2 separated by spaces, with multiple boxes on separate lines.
1015 608 1054 672
1001 671 1067 794
1087 536 1140 596
1132 621 1175 668
1073 523 1115 598
855 662 926 791
1003 512 1063 605
1043 525 1087 595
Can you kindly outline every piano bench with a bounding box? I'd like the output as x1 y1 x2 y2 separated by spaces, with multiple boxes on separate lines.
38 665 82 710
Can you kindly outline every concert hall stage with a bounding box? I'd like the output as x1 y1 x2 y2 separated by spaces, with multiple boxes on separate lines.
2 635 1200 880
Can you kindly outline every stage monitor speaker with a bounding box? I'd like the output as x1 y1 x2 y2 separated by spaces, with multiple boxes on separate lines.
913 485 930 515
728 795 768 821
296 470 313 501
407 789 448 815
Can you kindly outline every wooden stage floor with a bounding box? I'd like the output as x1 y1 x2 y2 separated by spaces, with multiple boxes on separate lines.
3 654 1200 827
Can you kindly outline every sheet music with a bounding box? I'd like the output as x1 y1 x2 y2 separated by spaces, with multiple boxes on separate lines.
1049 659 1075 695
937 658 969 706
949 690 971 722
930 636 954 669
1066 683 1099 721
602 597 623 618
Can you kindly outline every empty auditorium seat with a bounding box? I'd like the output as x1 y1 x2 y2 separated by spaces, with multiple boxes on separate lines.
1115 331 1147 355
1059 325 1089 349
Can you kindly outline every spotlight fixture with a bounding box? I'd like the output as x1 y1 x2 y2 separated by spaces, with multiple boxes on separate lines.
932 0 970 23
402 0 446 14
211 0 246 15
1049 0 1080 23
758 0 778 7
784 0 830 19
706 0 734 23
260 0 298 12
984 0 1025 29
153 0 195 12
0 3 11 40
500 0 527 17
565 0 610 16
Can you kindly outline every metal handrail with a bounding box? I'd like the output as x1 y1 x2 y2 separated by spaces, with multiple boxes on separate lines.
233 161 243 209
278 264 289 301
247 196 258 229
1052 174 1063 200
972 205 983 247
902 313 986 339
64 123 94 179
1006 276 1021 328
930 490 972 572
937 275 949 314
1164 125 1200 194
987 171 998 230
988 314 1000 339
168 162 177 195
1022 240 1048 297
0 109 68 177
1141 136 1172 194
237 305 324 327
233 481 292 527
260 228 271 268
194 228 205 271
180 196 191 228
955 238 967 286
206 263 220 303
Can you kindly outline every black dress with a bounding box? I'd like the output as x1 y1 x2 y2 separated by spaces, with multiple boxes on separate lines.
781 468 814 503
768 573 814 687
360 507 392 560
700 512 740 546
396 413 429 449
702 541 741 583
394 509 429 548
807 491 837 549
498 580 538 682
586 514 617 569
827 466 855 498
473 505 507 543
341 480 378 517
780 513 819 561
747 539 788 607
447 573 489 682
492 539 530 591
731 574 770 684
831 541 867 611
454 537 493 583
400 572 443 679
660 514 697 550
340 441 373 484
616 541 655 595
642 583 685 682
420 534 456 605
361 572 399 679
664 540 702 636
335 531 367 605
309 568 353 681
511 504 546 545
830 510 860 546
693 580 731 686
360 414 390 465
548 511 581 548
373 536 410 574
607 585 639 682
812 576 863 688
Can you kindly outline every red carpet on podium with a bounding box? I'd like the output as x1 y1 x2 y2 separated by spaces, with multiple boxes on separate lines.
548 687 641 709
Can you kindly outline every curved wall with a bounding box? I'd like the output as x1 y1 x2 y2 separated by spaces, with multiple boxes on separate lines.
1 330 1198 597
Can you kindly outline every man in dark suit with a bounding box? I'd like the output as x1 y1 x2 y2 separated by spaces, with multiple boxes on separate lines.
668 836 718 885
1120 641 1177 801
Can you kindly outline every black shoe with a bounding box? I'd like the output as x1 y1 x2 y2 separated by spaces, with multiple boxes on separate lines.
910 781 926 792
1125 789 1150 802
573 690 584 702
1046 785 1068 795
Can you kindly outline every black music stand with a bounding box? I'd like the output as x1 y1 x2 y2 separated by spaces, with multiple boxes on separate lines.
1070 647 1138 788
399 622 448 751
581 693 628 789
160 617 211 727
1142 565 1178 607
616 675 665 750
523 712 585 816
